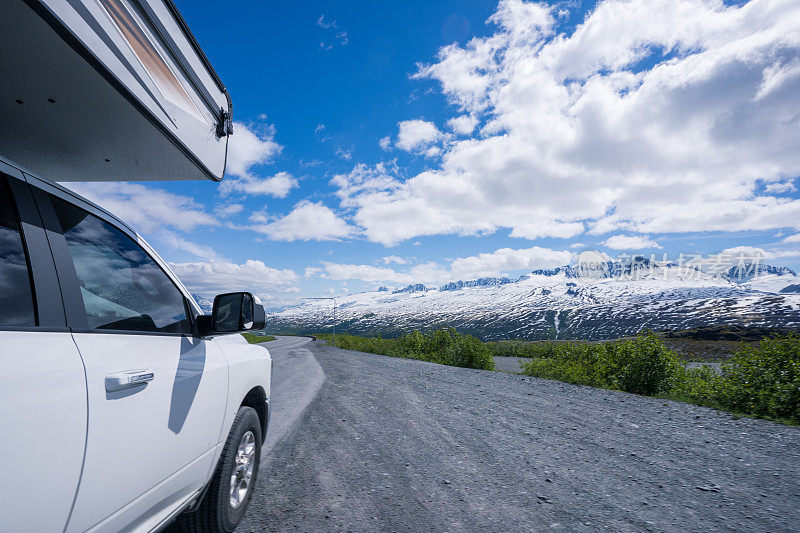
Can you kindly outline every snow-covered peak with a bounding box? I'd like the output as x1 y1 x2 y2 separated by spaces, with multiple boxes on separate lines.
270 261 800 341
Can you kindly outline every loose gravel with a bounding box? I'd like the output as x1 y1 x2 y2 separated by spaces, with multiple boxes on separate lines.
241 341 800 532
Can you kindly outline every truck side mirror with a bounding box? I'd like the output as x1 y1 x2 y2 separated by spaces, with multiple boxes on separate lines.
211 292 266 333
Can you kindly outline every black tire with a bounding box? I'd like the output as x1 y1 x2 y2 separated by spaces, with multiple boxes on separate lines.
175 406 262 532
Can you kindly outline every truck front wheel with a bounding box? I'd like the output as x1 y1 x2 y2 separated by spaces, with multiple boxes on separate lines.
176 406 262 532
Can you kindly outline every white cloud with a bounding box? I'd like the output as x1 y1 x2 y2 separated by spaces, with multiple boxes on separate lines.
379 136 392 151
169 259 299 301
448 246 572 278
335 147 353 160
321 262 409 283
216 203 244 217
250 200 355 241
602 234 662 250
332 161 401 206
783 233 800 243
382 255 407 264
396 120 442 152
447 114 478 135
333 0 800 245
321 244 571 284
220 171 298 198
64 182 217 233
719 246 800 261
316 15 337 29
304 266 323 278
317 15 348 49
221 121 296 198
764 180 796 194
225 121 281 178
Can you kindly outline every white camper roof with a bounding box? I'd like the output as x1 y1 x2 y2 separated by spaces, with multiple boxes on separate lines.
0 0 232 182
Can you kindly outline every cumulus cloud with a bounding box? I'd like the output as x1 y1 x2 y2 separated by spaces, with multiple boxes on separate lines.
65 182 217 233
219 121 297 198
719 246 800 261
220 171 298 198
382 255 408 264
321 262 409 283
169 259 299 300
396 120 443 152
305 266 323 278
602 234 662 250
216 203 244 217
225 121 281 178
249 200 356 241
332 161 402 207
320 244 571 284
447 114 478 135
764 180 796 194
448 246 572 278
332 0 800 245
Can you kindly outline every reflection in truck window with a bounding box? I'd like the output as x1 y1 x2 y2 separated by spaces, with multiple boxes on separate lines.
50 195 190 334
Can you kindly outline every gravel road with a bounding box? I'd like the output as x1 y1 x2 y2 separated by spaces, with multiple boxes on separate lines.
241 337 800 532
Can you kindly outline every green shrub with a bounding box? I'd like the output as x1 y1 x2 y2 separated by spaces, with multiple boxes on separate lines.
668 365 724 406
332 328 494 370
485 340 568 359
716 334 800 421
601 334 683 395
521 333 682 395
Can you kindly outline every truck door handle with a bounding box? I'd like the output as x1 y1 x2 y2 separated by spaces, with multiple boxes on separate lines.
105 370 155 392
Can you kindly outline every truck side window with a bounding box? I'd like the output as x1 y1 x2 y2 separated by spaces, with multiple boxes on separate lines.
0 177 36 326
50 195 190 334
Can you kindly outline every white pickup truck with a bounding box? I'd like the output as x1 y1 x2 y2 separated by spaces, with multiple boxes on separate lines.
0 1 272 532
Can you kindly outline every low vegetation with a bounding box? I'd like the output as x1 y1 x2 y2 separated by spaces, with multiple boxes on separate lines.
519 332 799 424
669 334 800 423
519 333 680 396
485 325 795 362
242 333 277 344
321 328 799 424
328 328 495 371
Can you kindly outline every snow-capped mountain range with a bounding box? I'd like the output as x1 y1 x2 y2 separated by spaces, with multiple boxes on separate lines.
267 259 800 341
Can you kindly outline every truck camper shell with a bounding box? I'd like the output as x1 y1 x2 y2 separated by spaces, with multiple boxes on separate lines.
1 0 232 182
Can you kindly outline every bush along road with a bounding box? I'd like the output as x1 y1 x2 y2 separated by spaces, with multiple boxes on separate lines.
240 338 800 532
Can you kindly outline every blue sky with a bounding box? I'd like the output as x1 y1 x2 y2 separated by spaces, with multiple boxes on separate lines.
70 0 800 305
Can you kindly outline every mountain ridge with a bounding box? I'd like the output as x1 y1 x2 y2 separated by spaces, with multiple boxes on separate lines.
268 260 800 341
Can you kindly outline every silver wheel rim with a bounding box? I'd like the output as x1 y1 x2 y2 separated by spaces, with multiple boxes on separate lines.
229 430 256 509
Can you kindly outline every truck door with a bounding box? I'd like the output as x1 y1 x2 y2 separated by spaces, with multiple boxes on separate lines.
0 167 87 532
29 184 228 533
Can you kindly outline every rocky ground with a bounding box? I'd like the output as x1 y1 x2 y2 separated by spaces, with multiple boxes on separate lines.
240 338 800 532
